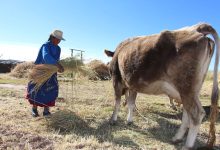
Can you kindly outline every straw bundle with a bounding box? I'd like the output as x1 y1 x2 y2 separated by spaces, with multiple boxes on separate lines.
28 64 58 91
10 61 34 78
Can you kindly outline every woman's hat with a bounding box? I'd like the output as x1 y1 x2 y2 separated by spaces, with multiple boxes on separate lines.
51 30 65 41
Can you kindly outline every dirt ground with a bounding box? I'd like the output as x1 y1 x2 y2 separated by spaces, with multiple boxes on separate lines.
0 78 219 150
0 126 54 149
0 83 54 150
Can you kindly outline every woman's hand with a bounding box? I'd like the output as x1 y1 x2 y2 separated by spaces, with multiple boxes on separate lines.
56 63 64 73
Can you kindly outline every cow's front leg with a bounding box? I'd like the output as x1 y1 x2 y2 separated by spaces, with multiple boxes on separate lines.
110 81 122 125
127 91 137 125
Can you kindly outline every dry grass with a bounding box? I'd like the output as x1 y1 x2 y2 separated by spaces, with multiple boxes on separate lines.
0 74 219 150
0 73 27 84
205 71 220 81
65 60 110 81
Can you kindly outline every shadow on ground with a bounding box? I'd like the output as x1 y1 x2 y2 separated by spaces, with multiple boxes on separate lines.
154 106 220 122
46 110 140 148
46 107 219 149
149 110 220 150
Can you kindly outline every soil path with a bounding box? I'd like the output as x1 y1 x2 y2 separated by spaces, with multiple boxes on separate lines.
0 84 26 90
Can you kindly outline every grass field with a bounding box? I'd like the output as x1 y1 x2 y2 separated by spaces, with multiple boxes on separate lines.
0 73 219 150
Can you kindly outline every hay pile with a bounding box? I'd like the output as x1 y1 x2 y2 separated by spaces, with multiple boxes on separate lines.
28 64 58 90
10 62 34 78
59 57 83 71
86 60 110 80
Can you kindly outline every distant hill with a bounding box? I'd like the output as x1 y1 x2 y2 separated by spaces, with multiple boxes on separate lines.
0 59 23 64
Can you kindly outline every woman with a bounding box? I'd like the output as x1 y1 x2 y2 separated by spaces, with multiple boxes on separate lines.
26 29 65 117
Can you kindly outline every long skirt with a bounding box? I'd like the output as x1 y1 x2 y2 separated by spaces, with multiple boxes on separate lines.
26 74 58 107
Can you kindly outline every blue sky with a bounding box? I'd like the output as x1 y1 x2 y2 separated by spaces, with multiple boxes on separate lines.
0 0 219 69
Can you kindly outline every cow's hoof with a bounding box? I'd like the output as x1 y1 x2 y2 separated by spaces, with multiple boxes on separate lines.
109 120 117 126
181 146 194 150
127 121 133 126
171 138 182 144
196 146 213 150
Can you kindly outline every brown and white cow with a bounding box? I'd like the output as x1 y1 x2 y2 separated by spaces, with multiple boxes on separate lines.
105 23 219 149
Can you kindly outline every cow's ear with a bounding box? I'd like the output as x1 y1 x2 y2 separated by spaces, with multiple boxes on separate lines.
104 49 114 57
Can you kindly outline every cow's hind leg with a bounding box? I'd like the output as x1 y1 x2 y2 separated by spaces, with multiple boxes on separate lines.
172 108 189 143
174 96 205 149
183 98 205 149
110 82 123 125
122 90 129 106
126 90 137 125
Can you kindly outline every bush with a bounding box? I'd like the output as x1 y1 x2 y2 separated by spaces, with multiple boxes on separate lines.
10 61 34 78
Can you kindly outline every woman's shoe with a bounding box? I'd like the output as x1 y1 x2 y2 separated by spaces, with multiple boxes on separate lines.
43 107 51 116
43 111 51 116
32 108 39 117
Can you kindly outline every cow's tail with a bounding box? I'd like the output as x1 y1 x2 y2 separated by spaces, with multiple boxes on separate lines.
197 23 219 148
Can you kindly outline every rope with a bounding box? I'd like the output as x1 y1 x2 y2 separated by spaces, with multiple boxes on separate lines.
134 104 151 123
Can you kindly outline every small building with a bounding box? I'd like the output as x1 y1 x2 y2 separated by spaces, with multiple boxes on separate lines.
0 60 23 73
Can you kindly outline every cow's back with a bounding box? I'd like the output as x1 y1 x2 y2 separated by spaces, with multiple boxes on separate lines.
112 28 214 95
